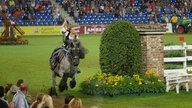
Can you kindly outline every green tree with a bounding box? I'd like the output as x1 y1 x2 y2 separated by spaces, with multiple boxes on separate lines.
100 20 142 76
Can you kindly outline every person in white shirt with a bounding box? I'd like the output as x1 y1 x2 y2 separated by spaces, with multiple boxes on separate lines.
61 17 79 48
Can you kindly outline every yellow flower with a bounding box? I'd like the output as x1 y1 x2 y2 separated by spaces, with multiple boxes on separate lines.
145 68 157 76
95 84 99 87
138 81 142 85
84 76 89 81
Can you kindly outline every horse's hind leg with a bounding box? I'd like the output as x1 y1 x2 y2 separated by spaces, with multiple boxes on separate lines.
59 74 68 92
49 71 57 96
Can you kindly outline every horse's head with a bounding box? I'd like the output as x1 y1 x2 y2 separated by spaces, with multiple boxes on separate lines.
68 39 81 66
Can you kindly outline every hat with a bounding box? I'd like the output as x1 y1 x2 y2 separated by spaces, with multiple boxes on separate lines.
9 85 19 93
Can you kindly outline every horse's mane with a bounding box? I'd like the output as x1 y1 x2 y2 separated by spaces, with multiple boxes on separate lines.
70 39 87 59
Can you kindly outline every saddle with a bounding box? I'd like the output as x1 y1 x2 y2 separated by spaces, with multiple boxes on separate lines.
50 46 68 72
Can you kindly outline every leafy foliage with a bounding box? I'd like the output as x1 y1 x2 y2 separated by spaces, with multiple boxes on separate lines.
80 69 165 97
99 20 142 76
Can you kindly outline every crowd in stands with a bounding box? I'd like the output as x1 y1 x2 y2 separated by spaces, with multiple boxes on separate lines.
0 0 192 26
0 0 63 26
58 0 192 25
0 79 98 108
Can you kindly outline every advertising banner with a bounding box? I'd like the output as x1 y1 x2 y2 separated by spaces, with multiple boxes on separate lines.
0 24 171 36
19 26 61 35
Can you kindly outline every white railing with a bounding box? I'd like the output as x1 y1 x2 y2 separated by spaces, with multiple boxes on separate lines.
164 42 192 93
164 42 192 76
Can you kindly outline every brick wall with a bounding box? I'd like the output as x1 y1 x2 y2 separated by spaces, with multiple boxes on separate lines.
139 32 165 80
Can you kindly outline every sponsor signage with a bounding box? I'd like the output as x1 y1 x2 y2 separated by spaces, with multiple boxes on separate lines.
0 24 171 36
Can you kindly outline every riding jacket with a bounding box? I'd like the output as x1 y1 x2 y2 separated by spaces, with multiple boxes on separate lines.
61 26 79 47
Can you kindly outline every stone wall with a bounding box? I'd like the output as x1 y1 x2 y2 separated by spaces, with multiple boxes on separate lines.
136 25 166 80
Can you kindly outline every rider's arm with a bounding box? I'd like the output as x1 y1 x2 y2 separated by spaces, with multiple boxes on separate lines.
61 17 69 36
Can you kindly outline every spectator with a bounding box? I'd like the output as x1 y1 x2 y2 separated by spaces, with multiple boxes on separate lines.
6 79 24 103
30 93 53 108
161 14 169 23
153 14 158 23
68 97 83 108
170 13 178 33
146 5 153 14
58 15 63 25
63 95 75 108
4 84 12 94
134 7 140 14
148 14 155 24
47 0 52 7
37 5 43 13
22 13 30 22
114 10 120 17
31 14 37 21
0 86 9 108
78 8 84 18
10 82 29 108
13 8 22 18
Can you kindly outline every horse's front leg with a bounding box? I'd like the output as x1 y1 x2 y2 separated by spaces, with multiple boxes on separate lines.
70 67 78 88
49 71 57 96
52 71 56 88
59 73 68 92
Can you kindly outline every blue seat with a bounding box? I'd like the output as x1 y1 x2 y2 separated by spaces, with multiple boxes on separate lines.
93 21 98 25
85 21 89 25
75 18 81 22
48 21 54 25
89 21 94 25
79 21 84 25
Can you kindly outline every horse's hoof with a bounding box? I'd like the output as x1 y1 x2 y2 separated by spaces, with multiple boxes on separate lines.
59 83 68 92
70 80 76 88
49 87 57 97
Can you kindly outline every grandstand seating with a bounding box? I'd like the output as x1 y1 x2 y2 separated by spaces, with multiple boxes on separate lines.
75 13 150 25
0 0 191 26
0 6 58 26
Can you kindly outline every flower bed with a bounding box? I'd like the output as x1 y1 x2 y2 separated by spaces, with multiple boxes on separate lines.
80 69 166 97
0 36 29 45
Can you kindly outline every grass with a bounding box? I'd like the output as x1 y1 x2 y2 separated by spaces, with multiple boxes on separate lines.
0 33 192 108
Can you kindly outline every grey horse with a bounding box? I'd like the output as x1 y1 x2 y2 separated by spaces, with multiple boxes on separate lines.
49 39 85 96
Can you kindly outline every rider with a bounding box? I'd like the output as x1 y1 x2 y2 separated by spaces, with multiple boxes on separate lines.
61 16 81 73
61 16 79 48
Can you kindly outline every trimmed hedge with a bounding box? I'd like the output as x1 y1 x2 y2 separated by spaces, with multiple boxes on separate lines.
100 20 142 76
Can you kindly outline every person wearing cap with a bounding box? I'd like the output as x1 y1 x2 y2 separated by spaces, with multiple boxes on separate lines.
0 86 9 108
10 83 29 108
